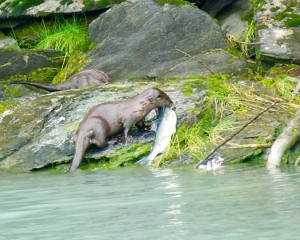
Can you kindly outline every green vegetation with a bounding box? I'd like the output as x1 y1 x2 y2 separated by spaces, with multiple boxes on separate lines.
32 15 90 82
260 65 300 103
0 85 21 114
10 0 44 16
51 50 91 84
158 73 299 166
80 143 152 170
35 16 89 57
154 0 195 6
0 101 19 114
284 13 300 27
82 0 125 11
60 0 73 5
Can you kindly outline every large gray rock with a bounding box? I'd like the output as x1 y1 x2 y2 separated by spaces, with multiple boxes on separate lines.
86 0 245 80
253 0 300 63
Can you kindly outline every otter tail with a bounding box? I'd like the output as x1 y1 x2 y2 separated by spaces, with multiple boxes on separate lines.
69 136 90 171
8 81 61 92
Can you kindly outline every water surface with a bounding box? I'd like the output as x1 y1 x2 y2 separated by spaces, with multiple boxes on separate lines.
1 164 300 239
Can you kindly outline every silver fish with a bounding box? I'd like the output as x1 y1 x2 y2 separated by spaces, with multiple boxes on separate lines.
136 107 177 166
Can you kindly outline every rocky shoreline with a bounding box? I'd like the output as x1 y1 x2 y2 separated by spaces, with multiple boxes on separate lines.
1 0 300 172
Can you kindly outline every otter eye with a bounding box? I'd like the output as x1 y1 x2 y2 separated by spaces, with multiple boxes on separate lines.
157 94 161 98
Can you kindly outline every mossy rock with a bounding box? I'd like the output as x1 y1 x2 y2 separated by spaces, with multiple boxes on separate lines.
0 49 64 81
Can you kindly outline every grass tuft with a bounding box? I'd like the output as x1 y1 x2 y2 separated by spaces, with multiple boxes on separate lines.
35 15 89 56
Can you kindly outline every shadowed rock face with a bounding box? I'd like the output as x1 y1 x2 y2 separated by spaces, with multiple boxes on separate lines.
86 0 242 80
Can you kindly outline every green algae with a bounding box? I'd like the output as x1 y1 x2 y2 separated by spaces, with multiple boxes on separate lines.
10 0 44 16
82 0 125 11
60 0 74 5
284 13 300 27
0 101 19 114
7 67 60 83
154 0 195 6
52 50 91 84
79 143 152 170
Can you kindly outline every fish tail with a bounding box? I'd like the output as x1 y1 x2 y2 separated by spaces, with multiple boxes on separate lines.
136 156 154 166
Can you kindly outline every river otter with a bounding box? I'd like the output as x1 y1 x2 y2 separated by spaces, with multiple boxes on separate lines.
7 69 111 92
69 87 175 171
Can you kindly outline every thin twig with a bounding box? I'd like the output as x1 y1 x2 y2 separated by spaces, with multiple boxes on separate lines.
194 101 277 168
175 48 215 74
229 38 264 46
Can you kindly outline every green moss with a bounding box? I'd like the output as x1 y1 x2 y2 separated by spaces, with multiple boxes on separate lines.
3 85 21 97
181 87 193 96
241 11 254 22
256 24 268 30
52 50 91 84
0 101 19 114
248 0 266 13
284 14 300 27
60 0 73 5
88 41 98 50
64 122 80 131
260 75 300 103
82 0 125 11
79 143 152 170
154 0 195 6
270 6 280 12
8 67 60 83
11 0 44 16
287 0 297 7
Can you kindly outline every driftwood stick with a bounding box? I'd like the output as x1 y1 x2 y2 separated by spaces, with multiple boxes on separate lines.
227 143 272 148
267 108 300 169
194 101 277 168
175 48 215 75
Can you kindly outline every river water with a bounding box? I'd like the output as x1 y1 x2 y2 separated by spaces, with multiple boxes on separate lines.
1 163 300 239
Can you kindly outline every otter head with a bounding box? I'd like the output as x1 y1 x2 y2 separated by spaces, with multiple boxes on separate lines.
150 88 175 110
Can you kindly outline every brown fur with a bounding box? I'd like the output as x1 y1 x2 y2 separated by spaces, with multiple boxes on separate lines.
69 88 174 171
9 69 111 92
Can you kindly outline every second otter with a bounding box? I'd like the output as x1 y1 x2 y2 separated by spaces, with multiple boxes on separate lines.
69 88 174 171
8 69 111 92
